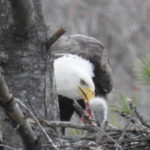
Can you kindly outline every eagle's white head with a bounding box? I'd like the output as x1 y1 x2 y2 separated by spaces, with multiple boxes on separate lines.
54 54 95 101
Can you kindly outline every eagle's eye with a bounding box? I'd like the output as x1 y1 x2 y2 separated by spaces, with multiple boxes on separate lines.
80 79 88 86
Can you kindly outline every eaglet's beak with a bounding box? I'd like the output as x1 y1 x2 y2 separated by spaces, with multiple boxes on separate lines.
78 86 95 102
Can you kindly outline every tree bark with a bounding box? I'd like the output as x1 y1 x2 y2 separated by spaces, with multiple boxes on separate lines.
0 0 59 148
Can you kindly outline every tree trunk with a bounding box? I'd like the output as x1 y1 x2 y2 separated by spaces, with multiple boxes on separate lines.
0 0 58 148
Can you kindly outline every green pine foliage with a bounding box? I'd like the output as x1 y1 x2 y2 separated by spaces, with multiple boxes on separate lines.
110 92 137 115
136 54 150 85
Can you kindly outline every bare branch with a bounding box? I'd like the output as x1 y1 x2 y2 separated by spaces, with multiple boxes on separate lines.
134 107 150 128
73 100 96 125
33 120 97 132
16 98 59 150
46 27 66 50
118 103 135 143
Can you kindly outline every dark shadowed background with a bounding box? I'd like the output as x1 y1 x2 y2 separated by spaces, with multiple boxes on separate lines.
42 0 150 118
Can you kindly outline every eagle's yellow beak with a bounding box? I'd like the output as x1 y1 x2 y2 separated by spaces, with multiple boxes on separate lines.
78 86 95 102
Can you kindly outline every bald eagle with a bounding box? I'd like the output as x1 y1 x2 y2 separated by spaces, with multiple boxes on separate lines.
52 34 112 131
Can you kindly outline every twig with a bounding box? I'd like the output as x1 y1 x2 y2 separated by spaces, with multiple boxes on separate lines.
40 120 150 150
96 126 123 150
73 100 96 125
59 142 97 149
106 128 150 134
42 140 97 150
118 104 135 143
134 107 150 128
35 120 97 132
26 94 38 118
125 135 150 143
31 118 122 149
16 98 59 150
46 27 66 50
30 118 123 149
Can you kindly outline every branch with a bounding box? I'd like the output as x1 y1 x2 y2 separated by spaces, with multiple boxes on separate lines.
73 100 96 125
32 120 97 132
0 69 39 150
16 99 59 150
134 107 150 128
31 119 123 149
46 27 66 50
118 103 135 143
30 113 150 150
